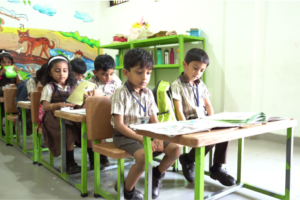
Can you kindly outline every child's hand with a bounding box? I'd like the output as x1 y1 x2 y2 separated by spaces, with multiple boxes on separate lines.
153 139 164 152
83 90 93 98
151 141 157 152
59 103 76 108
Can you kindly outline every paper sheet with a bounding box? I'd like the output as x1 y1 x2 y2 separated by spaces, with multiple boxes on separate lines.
60 108 86 115
66 80 96 105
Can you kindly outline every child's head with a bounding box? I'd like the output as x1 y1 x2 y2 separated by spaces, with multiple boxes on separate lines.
36 63 48 82
183 48 209 82
0 49 14 68
93 54 115 85
70 58 87 81
41 55 76 86
123 48 154 90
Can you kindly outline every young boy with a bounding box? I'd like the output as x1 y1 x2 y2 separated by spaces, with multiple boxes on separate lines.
171 48 236 186
88 54 122 96
70 58 87 84
111 48 180 200
88 54 122 167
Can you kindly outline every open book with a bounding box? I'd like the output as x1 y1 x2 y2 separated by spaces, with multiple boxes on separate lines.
60 108 86 115
66 80 96 105
130 119 240 137
201 112 267 124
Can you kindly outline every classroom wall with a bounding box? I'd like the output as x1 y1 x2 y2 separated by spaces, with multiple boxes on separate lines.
98 1 300 137
0 0 101 79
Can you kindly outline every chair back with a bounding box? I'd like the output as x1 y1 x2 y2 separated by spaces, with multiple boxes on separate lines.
30 91 41 124
86 96 114 141
4 87 18 113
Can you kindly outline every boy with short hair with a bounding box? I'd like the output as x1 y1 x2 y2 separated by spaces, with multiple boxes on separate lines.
87 54 122 167
88 54 122 96
171 48 236 186
70 58 87 84
111 48 180 200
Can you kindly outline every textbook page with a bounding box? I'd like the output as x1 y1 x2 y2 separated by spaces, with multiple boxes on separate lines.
202 112 266 124
60 108 86 115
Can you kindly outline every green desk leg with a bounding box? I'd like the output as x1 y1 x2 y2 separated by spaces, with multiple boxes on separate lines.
60 118 67 174
94 141 100 197
80 121 88 197
21 108 27 152
32 123 38 164
194 146 205 200
143 136 153 200
237 138 244 183
284 127 293 200
9 115 13 145
5 113 10 146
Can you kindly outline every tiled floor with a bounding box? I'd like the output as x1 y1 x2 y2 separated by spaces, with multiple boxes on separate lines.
0 138 299 200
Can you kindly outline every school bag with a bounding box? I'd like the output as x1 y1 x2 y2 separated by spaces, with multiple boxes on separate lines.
152 80 177 123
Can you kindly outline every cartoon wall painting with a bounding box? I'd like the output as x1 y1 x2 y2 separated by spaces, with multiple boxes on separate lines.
0 2 101 80
1 27 100 80
0 7 29 21
18 30 55 60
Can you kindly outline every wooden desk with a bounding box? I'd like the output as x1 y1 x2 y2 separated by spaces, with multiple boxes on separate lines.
137 119 297 200
54 110 88 197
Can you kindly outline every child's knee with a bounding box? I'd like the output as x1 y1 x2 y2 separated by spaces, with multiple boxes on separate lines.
133 150 145 170
167 144 181 159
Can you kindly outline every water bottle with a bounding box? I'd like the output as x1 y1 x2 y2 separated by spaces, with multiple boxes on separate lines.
115 55 119 66
164 49 169 64
170 48 174 64
157 48 163 65
119 50 124 66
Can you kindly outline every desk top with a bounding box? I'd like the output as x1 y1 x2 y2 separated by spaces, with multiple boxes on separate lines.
136 119 297 148
54 110 86 122
0 97 4 103
17 101 31 109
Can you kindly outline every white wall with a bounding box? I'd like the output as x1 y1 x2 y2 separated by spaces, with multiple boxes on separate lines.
99 1 300 137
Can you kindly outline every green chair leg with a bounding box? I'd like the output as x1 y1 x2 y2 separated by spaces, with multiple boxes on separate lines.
5 113 10 146
117 158 125 200
22 108 27 152
172 159 179 172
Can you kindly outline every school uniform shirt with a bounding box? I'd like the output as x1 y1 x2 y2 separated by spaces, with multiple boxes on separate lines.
40 84 70 103
110 80 159 128
88 75 122 96
26 77 37 100
171 72 210 119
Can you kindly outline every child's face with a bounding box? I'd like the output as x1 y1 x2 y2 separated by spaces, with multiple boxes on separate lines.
0 57 12 67
93 69 114 85
123 64 152 91
49 61 69 85
73 71 84 82
183 61 207 82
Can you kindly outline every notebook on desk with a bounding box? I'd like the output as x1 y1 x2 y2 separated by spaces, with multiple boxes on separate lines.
60 108 86 115
66 80 96 105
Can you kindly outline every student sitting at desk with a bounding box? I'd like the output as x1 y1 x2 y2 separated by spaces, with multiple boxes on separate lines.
40 55 83 174
171 48 236 186
88 54 122 167
111 48 180 200
70 58 87 84
88 54 122 96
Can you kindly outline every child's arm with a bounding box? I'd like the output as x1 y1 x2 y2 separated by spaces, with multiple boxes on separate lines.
173 99 186 121
114 114 144 143
204 98 214 116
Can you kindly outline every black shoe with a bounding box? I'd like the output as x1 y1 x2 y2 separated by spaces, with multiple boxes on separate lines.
90 161 104 171
114 182 144 200
66 162 81 174
179 154 195 183
152 168 165 199
210 168 236 186
100 155 110 167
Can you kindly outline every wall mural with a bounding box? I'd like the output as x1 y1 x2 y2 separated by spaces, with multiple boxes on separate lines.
0 1 100 80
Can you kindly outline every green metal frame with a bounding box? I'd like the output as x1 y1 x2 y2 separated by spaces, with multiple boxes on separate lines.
143 126 294 200
93 140 126 200
38 119 88 197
